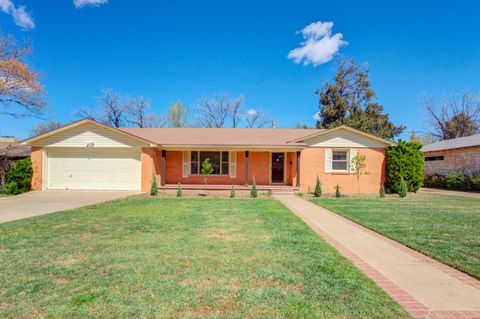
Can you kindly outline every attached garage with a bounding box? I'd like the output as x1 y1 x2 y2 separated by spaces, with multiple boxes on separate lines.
23 120 157 192
46 148 141 190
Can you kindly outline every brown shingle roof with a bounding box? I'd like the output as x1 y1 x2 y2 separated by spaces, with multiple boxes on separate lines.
118 127 323 147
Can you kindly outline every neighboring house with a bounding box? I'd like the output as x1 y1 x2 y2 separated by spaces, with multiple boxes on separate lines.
0 137 31 187
422 135 480 176
22 119 393 194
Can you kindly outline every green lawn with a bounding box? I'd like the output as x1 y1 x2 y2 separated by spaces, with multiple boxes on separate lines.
0 197 408 318
312 193 480 279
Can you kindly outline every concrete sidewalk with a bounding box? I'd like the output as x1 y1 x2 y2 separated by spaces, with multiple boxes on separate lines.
0 191 139 223
275 194 480 319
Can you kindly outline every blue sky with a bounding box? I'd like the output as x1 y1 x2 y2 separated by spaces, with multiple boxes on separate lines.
1 0 479 139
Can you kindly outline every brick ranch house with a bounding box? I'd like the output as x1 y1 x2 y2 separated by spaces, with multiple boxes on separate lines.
22 119 394 194
422 134 480 176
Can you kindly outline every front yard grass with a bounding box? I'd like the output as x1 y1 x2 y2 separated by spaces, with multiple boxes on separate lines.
312 193 480 279
0 197 408 318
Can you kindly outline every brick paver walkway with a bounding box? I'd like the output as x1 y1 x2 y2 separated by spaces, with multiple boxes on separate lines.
275 194 480 319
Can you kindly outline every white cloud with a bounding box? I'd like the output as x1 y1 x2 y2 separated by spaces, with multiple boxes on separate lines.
288 21 347 66
313 112 321 120
73 0 108 9
0 0 34 30
246 109 257 116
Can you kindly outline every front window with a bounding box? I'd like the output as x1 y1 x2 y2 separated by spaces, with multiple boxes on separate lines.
332 151 348 171
191 151 229 175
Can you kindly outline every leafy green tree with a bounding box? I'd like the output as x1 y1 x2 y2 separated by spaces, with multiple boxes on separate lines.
351 154 367 194
315 59 405 140
4 158 32 195
385 140 423 193
201 158 214 185
250 178 257 198
314 175 322 197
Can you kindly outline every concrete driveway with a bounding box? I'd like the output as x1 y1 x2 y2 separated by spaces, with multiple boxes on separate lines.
0 190 139 223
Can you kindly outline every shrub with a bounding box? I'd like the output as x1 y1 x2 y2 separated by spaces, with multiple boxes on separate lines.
265 189 272 198
423 174 446 189
314 175 322 197
445 171 479 191
4 158 32 195
399 178 407 198
250 178 257 198
335 184 341 198
379 185 385 198
385 140 423 193
176 183 182 197
150 175 158 196
230 186 236 198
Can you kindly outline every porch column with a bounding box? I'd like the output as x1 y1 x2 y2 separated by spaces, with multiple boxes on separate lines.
161 150 166 186
244 150 249 186
296 151 301 187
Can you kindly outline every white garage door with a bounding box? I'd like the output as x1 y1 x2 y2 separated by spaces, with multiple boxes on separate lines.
47 148 141 190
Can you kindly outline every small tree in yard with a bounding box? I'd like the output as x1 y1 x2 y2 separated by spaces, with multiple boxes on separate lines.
4 158 32 195
176 183 182 197
251 178 257 198
150 174 158 196
335 184 341 198
351 154 367 194
230 186 236 198
314 175 322 197
201 158 214 185
399 178 408 198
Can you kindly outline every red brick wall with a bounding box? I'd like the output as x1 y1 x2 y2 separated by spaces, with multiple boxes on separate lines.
424 146 480 176
30 147 43 191
141 147 160 192
165 150 272 185
299 147 386 194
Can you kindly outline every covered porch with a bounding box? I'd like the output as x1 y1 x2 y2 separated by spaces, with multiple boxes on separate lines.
154 149 302 188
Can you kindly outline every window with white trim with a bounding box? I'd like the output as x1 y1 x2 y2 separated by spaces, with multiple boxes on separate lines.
190 151 229 175
332 150 349 171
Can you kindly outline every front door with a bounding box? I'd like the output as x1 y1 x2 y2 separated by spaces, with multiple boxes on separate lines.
271 153 285 183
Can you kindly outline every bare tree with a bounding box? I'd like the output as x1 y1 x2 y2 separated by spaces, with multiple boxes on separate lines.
195 93 272 128
30 120 63 137
227 95 244 128
195 94 232 128
0 31 46 118
126 96 165 128
167 101 189 127
76 89 128 127
245 108 271 128
98 90 127 127
0 145 12 188
423 91 480 140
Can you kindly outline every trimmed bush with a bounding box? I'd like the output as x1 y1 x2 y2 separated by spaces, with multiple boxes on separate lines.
176 183 182 197
4 158 32 195
230 186 236 198
314 175 322 197
150 175 158 196
385 140 423 193
399 178 407 198
335 184 341 198
424 172 480 191
379 185 385 198
250 178 257 198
